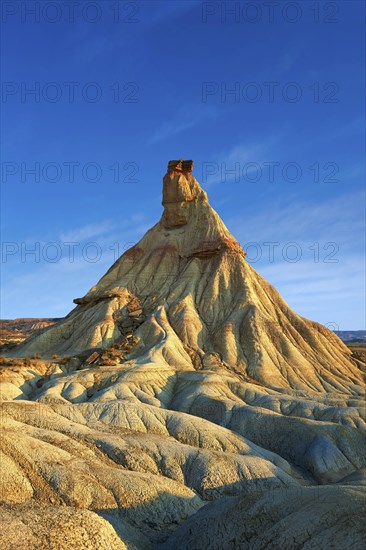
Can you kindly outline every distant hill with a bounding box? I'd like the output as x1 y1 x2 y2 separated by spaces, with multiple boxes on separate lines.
0 318 62 347
335 330 366 343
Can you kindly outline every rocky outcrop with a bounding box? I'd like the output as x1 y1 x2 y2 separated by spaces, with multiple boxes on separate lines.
167 159 194 173
161 169 207 228
189 237 245 258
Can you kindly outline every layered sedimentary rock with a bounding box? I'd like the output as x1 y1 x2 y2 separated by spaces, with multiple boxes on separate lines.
1 161 365 549
11 162 363 393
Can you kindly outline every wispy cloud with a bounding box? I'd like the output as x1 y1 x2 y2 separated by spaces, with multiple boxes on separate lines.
200 135 283 187
146 105 219 145
258 256 365 329
224 191 365 328
228 190 365 247
60 221 115 243
1 212 156 318
147 119 198 146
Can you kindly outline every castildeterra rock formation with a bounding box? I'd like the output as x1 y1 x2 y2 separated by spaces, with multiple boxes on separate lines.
1 161 365 549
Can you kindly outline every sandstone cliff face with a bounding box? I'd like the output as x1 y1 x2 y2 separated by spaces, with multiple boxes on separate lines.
1 162 365 549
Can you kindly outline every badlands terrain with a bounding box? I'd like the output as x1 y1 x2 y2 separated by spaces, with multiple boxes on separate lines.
1 161 365 549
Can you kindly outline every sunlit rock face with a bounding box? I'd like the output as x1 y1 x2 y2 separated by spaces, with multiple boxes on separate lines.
161 168 207 228
1 161 365 549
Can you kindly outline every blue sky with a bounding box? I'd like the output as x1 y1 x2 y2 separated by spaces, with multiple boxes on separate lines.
1 0 365 329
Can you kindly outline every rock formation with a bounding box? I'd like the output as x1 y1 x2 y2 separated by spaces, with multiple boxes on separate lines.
1 161 365 549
